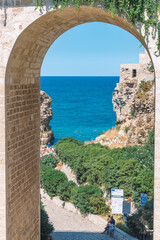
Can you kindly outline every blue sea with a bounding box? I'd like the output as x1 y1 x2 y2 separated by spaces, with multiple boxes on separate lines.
40 76 119 143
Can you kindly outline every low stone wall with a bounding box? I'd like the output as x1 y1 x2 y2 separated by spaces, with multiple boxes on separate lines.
40 189 138 240
87 215 138 240
114 228 138 240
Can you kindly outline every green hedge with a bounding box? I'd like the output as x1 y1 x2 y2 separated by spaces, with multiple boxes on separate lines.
71 185 104 214
57 181 77 201
41 165 67 197
41 154 59 168
90 196 110 215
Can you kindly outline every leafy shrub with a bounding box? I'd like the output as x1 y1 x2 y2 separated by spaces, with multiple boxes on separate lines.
71 185 103 214
56 137 83 146
90 196 110 215
55 138 83 169
57 181 76 201
139 80 154 92
127 199 153 239
104 158 142 198
116 223 131 235
130 107 135 117
41 203 53 240
56 137 83 162
56 138 111 185
116 125 121 130
131 168 154 205
41 154 59 168
125 126 130 133
145 127 154 154
147 61 154 73
41 165 67 197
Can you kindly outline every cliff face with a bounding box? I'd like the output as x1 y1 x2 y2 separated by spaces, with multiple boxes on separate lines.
40 90 54 146
94 52 154 148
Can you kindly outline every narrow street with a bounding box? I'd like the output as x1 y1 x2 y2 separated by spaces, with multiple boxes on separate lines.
42 193 114 240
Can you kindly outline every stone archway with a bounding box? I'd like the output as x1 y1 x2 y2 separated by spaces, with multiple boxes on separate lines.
0 3 160 240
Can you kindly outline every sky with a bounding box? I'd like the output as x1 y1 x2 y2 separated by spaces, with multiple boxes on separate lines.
41 22 144 76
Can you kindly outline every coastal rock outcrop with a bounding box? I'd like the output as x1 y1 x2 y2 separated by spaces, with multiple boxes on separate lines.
40 90 54 146
93 52 154 148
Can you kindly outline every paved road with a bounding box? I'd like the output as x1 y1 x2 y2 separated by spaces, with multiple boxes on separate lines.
42 193 114 240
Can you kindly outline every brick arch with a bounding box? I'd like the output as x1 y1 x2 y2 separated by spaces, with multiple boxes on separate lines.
6 6 152 82
3 5 158 240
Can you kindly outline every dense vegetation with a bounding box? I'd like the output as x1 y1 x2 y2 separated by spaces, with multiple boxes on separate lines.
41 154 59 168
57 180 76 201
41 165 68 197
127 199 153 239
41 203 54 240
36 0 160 50
71 185 103 214
40 154 108 214
55 129 154 206
41 129 154 237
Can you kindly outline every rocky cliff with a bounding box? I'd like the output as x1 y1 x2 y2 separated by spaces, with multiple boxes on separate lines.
40 90 54 146
93 52 155 148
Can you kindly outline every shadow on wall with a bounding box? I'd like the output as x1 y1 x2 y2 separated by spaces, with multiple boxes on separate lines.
52 231 112 240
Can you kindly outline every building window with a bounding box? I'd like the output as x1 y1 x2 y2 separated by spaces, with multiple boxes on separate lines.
132 69 137 78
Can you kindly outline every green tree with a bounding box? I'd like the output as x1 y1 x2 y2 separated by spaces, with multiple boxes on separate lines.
90 196 110 215
41 166 67 197
104 158 142 197
41 154 59 168
131 168 154 206
71 185 103 214
57 181 77 201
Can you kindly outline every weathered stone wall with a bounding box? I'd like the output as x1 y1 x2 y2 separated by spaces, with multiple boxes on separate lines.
120 55 154 86
93 52 154 147
0 2 159 240
40 90 54 146
0 67 6 240
112 53 154 146
114 51 154 123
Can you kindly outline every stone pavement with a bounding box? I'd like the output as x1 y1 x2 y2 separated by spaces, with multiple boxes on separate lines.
52 232 113 240
42 194 114 240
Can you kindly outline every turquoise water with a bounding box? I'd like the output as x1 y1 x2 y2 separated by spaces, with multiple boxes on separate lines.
40 76 119 143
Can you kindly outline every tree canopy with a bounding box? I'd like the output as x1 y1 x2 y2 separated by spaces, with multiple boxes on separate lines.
55 128 154 206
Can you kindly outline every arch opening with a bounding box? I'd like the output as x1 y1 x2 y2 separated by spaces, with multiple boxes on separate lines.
4 6 155 240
